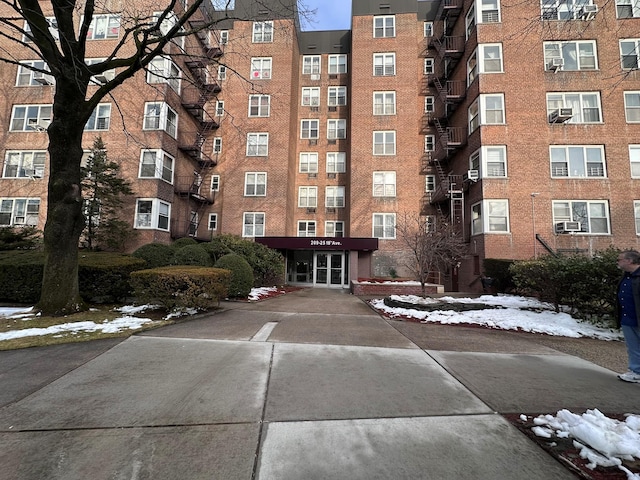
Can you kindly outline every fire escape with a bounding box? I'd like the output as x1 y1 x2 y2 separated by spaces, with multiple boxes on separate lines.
174 23 223 239
420 0 467 230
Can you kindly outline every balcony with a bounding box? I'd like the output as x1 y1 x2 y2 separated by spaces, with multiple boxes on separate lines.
174 176 214 204
430 174 463 205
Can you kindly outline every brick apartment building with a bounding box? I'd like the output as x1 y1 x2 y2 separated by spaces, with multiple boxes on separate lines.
0 0 639 292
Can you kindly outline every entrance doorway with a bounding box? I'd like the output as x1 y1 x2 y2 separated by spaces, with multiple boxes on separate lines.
314 252 344 287
286 250 348 288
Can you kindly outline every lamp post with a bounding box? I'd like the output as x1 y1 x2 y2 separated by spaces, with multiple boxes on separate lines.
531 193 539 259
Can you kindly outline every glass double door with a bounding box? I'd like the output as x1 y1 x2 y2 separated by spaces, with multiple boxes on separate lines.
314 252 345 287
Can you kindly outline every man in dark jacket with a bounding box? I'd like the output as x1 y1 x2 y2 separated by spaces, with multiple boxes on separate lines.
616 250 640 383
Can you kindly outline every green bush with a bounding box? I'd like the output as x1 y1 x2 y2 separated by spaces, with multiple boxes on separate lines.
172 244 213 266
131 242 174 268
130 266 230 311
0 227 41 251
0 251 45 303
483 259 516 293
207 234 284 286
214 253 254 298
171 237 198 250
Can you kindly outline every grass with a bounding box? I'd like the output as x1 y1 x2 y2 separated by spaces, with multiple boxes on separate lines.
0 305 173 351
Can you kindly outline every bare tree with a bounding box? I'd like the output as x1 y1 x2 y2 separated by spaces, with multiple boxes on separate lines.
395 212 468 296
0 0 298 314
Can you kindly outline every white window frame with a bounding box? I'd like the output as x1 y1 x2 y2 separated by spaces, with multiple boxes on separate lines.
302 55 321 75
325 186 345 208
373 15 395 38
630 145 640 177
543 40 597 71
425 175 436 192
243 212 265 237
424 21 434 37
424 96 435 113
250 57 272 80
216 101 224 116
620 39 640 69
2 151 45 178
0 198 40 227
373 171 396 197
298 186 318 208
326 152 346 173
541 0 594 20
552 200 610 234
617 0 640 18
328 54 347 74
301 119 319 139
328 86 347 106
635 200 640 235
327 119 346 140
246 133 269 156
146 56 180 92
16 60 54 86
424 135 435 152
10 104 52 132
471 199 509 235
298 220 316 237
373 53 395 76
374 91 396 115
424 58 435 75
478 44 503 73
252 21 273 43
480 0 501 22
85 14 120 40
84 103 111 131
143 102 177 138
549 145 606 178
468 94 505 131
465 4 476 39
23 17 58 43
373 213 396 239
373 131 396 155
211 175 220 191
470 145 507 177
624 92 640 122
299 152 319 173
546 92 602 124
213 137 222 154
325 221 345 238
208 213 218 230
244 172 267 196
248 95 270 117
302 87 320 106
218 65 227 80
134 198 170 231
139 149 174 183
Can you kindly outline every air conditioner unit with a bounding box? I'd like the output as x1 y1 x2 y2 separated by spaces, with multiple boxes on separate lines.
549 108 573 123
463 169 479 182
310 74 320 81
580 4 598 20
547 58 564 72
306 207 316 213
555 221 582 233
93 74 109 84
33 71 53 85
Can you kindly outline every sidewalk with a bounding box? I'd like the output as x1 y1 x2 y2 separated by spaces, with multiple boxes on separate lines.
0 288 634 479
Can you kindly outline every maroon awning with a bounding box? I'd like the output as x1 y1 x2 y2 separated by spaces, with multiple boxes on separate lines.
255 237 378 251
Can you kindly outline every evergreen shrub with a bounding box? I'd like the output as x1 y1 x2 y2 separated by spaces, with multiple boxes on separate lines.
132 242 174 268
214 253 254 298
172 244 213 266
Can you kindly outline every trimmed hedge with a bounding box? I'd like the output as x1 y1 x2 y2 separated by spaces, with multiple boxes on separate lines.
483 258 516 293
0 251 146 304
131 243 174 268
130 266 230 311
214 253 254 298
172 244 213 266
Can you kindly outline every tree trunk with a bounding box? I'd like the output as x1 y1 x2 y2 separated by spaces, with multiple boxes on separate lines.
36 81 88 315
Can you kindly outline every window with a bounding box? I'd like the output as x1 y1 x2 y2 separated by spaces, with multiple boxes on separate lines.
625 92 640 122
328 55 347 74
480 0 501 22
86 14 120 39
425 135 435 152
219 30 229 44
465 4 476 39
373 171 396 197
250 57 272 79
23 17 58 43
3 151 45 178
471 200 509 235
373 213 395 239
469 146 507 177
544 41 597 71
211 175 220 191
134 199 170 231
246 133 269 156
477 44 503 73
424 21 433 37
546 92 602 123
302 55 321 75
216 101 224 116
151 11 184 49
84 103 111 131
0 198 40 226
248 95 270 117
243 212 265 237
208 213 218 230
298 186 318 207
300 152 319 173
617 0 640 18
373 131 396 155
301 120 319 139
373 53 395 76
325 221 344 237
541 0 594 20
302 87 320 106
327 152 346 173
425 175 436 192
16 61 54 86
620 39 640 69
552 200 610 234
425 96 435 113
468 94 505 132
327 119 346 139
373 92 395 115
218 65 226 80
635 201 640 235
139 150 174 183
143 102 177 138
213 137 222 154
550 145 605 177
467 51 478 85
147 56 180 92
373 15 395 38
328 86 347 106
245 172 267 196
630 145 640 177
252 21 273 43
298 221 316 237
325 186 345 207
424 58 435 74
10 105 52 131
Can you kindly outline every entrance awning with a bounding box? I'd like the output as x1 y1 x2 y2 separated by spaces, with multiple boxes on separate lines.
256 237 378 251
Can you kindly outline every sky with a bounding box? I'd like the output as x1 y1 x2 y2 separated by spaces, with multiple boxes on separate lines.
299 0 352 31
1 290 639 476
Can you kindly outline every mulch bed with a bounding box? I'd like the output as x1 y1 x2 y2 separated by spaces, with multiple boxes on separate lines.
504 413 639 479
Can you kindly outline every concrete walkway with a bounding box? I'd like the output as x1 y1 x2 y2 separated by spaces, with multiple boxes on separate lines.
0 288 635 479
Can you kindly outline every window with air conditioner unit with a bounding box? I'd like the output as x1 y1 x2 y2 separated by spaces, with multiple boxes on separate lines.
463 170 479 182
579 4 598 20
555 221 582 233
548 108 573 123
547 57 564 71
